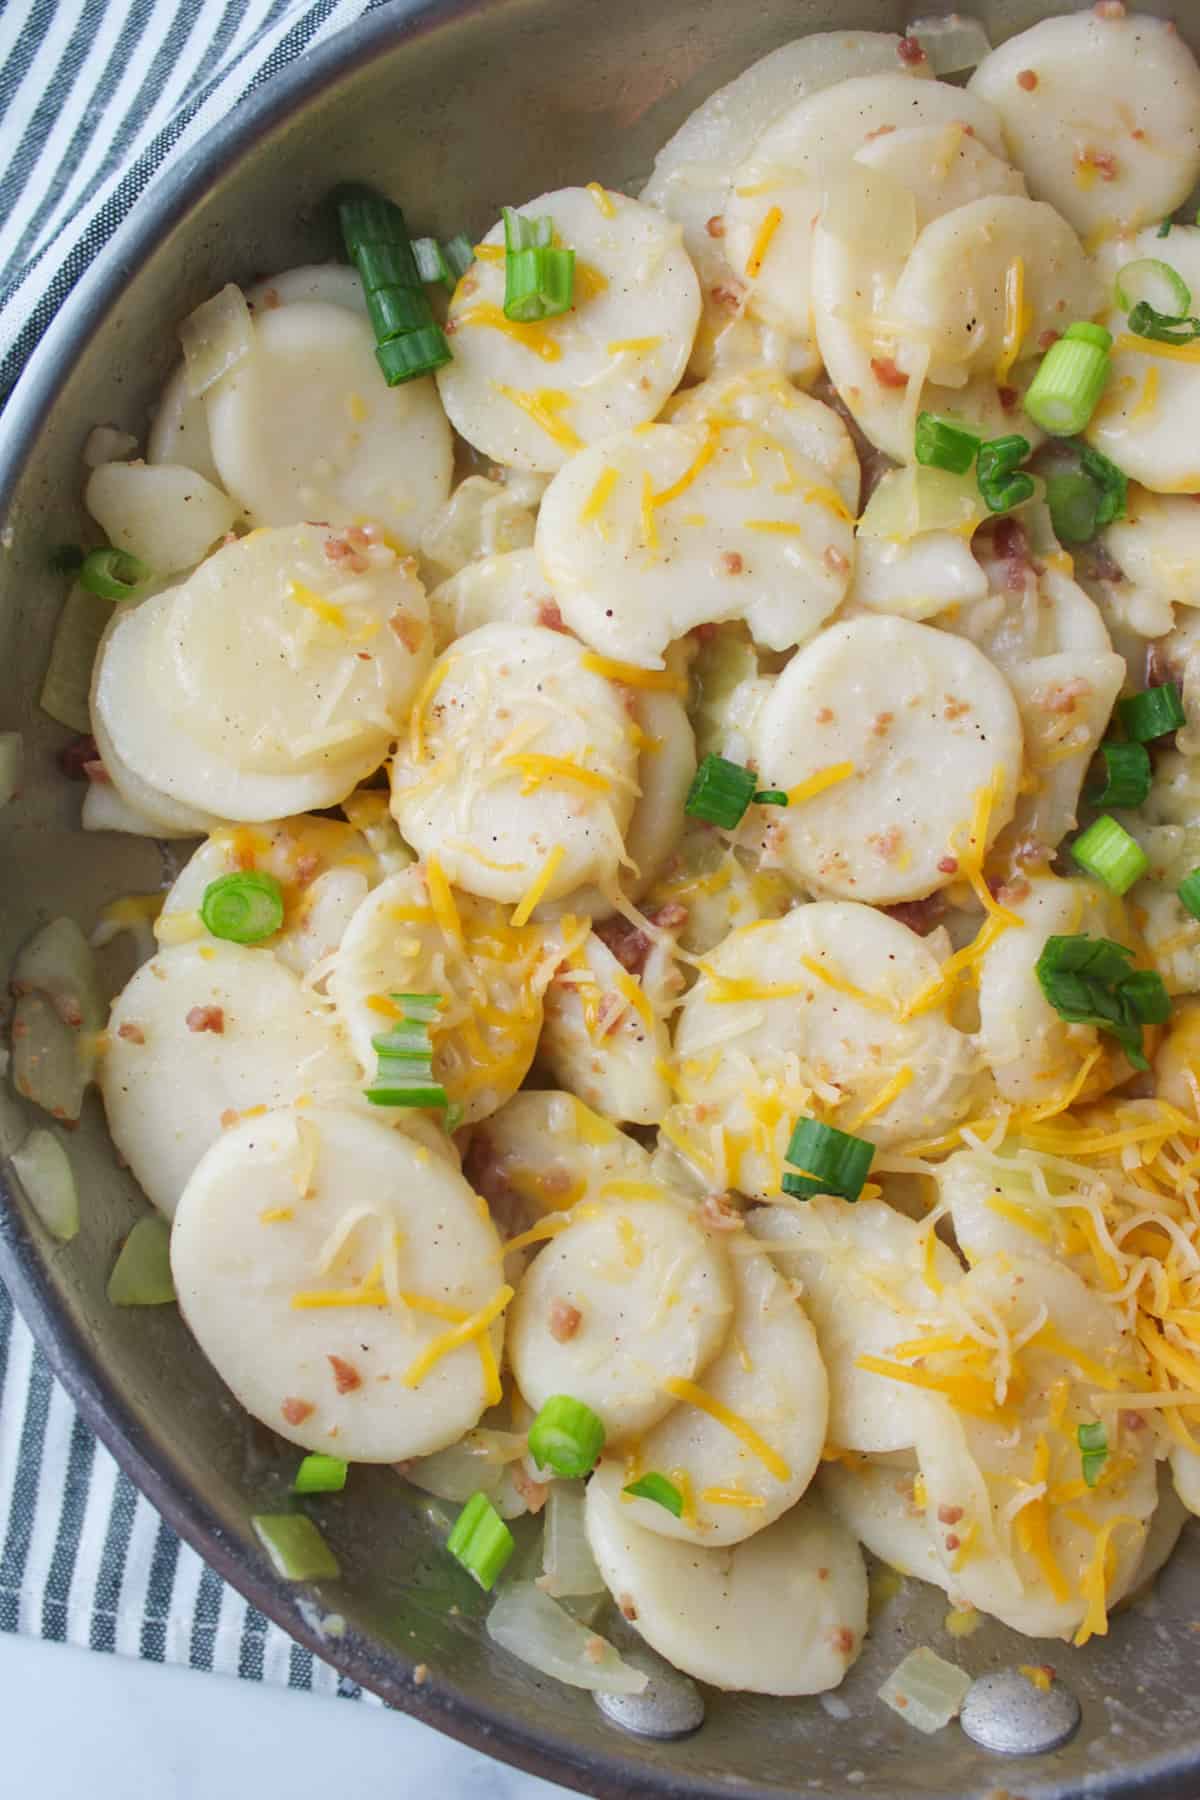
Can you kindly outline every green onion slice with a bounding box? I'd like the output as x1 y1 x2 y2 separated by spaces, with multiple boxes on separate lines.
79 547 151 601
914 412 981 475
527 1395 607 1478
442 233 475 280
336 183 452 384
446 1491 514 1590
1046 472 1099 545
1079 445 1128 529
1070 815 1149 895
1178 870 1200 921
1117 681 1186 743
753 789 789 807
365 992 448 1109
200 870 285 944
293 1454 349 1495
107 1217 176 1306
1127 300 1200 344
1023 323 1112 436
1035 933 1167 1071
622 1473 684 1517
253 1513 341 1581
413 236 453 288
502 207 574 322
1077 1421 1108 1487
1114 258 1192 318
1158 218 1174 239
1087 742 1152 808
782 1118 875 1203
375 325 452 384
976 434 1034 512
685 753 760 829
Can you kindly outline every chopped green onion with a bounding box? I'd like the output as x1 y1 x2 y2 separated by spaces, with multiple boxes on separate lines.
1127 300 1200 345
442 233 475 280
1088 742 1152 808
79 547 151 600
914 412 981 475
1114 258 1192 318
753 789 789 807
200 870 285 944
1035 933 1166 1071
622 1473 684 1517
1046 472 1099 545
1178 870 1200 921
446 1491 514 1590
444 1100 464 1133
782 1118 875 1203
365 992 448 1109
528 1395 607 1478
253 1513 341 1581
337 184 452 384
1070 815 1149 895
685 753 759 829
413 236 453 287
503 207 554 252
1158 218 1174 238
1023 322 1112 436
976 434 1034 512
293 1454 349 1495
1117 681 1186 742
502 207 574 322
1079 445 1127 529
107 1217 175 1306
1077 1421 1108 1487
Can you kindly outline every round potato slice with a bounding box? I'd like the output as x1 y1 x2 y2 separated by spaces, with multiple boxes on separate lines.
856 121 1026 231
615 1241 827 1546
507 1191 734 1442
537 422 853 667
968 10 1200 238
85 461 238 577
90 682 225 836
100 942 360 1218
206 301 452 544
749 1196 960 1455
1087 227 1200 495
427 548 555 652
670 902 977 1196
158 523 431 778
667 367 860 513
723 74 1003 340
146 362 222 485
171 1104 505 1461
848 529 989 621
244 264 366 314
585 1471 868 1695
1101 489 1200 637
914 1255 1158 1640
156 816 378 975
540 930 672 1126
818 1456 948 1590
436 187 700 473
327 864 563 1125
461 1088 656 1234
748 615 1023 904
389 622 638 904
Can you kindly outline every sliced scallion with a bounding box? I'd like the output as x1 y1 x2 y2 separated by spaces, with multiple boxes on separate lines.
1046 472 1099 545
914 412 981 475
446 1490 514 1590
1077 1421 1108 1487
1117 681 1186 742
413 236 453 288
253 1513 341 1581
1087 742 1152 808
685 753 759 829
502 207 574 323
442 233 475 280
79 547 151 601
622 1473 684 1517
1114 257 1192 318
107 1217 175 1306
753 789 789 807
1178 869 1200 921
337 184 452 384
365 992 448 1109
293 1454 349 1496
1127 300 1200 345
976 434 1034 512
1079 445 1127 529
1070 814 1149 895
527 1395 606 1478
1035 933 1167 1071
200 870 285 944
1023 322 1112 436
782 1118 874 1203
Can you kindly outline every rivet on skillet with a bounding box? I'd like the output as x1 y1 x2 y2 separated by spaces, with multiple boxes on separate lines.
959 1668 1082 1756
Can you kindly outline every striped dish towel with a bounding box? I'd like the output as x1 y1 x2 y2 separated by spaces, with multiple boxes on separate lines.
0 0 384 1688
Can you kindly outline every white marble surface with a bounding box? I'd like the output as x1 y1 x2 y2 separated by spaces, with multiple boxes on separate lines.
0 1632 573 1800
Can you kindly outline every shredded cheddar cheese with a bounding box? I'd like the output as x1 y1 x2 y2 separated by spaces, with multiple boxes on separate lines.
401 1285 514 1390
458 302 563 362
585 181 616 218
745 205 783 279
493 385 583 451
580 652 687 694
510 846 566 926
285 581 346 630
662 1377 791 1481
784 761 855 808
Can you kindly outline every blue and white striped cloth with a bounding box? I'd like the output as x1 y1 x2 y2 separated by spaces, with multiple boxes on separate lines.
0 0 385 1691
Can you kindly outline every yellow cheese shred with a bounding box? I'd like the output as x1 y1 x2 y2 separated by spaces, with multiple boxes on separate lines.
504 753 611 796
409 658 452 762
424 854 463 946
511 845 566 926
784 761 855 808
285 581 346 630
585 181 616 218
1114 333 1200 365
651 426 719 509
493 385 583 451
843 1066 914 1131
1072 1514 1140 1647
580 652 687 694
745 205 783 279
458 302 563 362
662 1376 791 1481
401 1285 514 1390
701 1486 766 1510
994 256 1030 384
608 336 663 354
580 465 619 528
854 1355 1003 1420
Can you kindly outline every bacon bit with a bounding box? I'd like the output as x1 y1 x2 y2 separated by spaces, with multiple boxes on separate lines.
260 286 282 309
705 215 725 238
233 840 257 871
710 284 743 311
324 533 370 575
816 706 834 724
511 1463 550 1514
1083 540 1124 585
868 826 903 862
871 711 894 737
944 1532 961 1551
943 696 971 721
997 384 1018 412
700 1192 745 1233
1094 0 1125 17
830 1626 856 1655
1013 835 1051 869
186 1005 225 1034
1017 68 1038 90
281 1397 314 1426
537 598 567 632
896 35 926 64
1041 676 1092 715
595 991 628 1039
1121 1409 1147 1432
938 1504 964 1525
721 551 745 575
864 123 896 141
870 355 909 389
882 892 947 936
937 856 959 876
594 915 651 974
116 1021 145 1044
294 851 322 888
549 1298 582 1342
619 1593 639 1621
583 1634 607 1664
1038 328 1061 352
328 1354 362 1394
83 758 110 783
991 515 1033 592
824 545 850 576
57 734 101 779
1146 642 1176 689
996 875 1031 907
220 1107 239 1128
1077 146 1118 182
389 612 424 653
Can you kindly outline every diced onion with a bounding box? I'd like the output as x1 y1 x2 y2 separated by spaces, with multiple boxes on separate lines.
82 425 139 468
85 461 237 576
107 1216 175 1306
10 1128 80 1242
857 465 987 543
11 993 89 1123
340 789 415 875
906 14 992 74
878 1647 973 1734
39 584 112 733
485 1582 648 1694
179 283 254 398
81 782 177 838
12 916 105 1035
405 1428 530 1516
540 1480 604 1598
0 731 22 807
419 476 535 581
